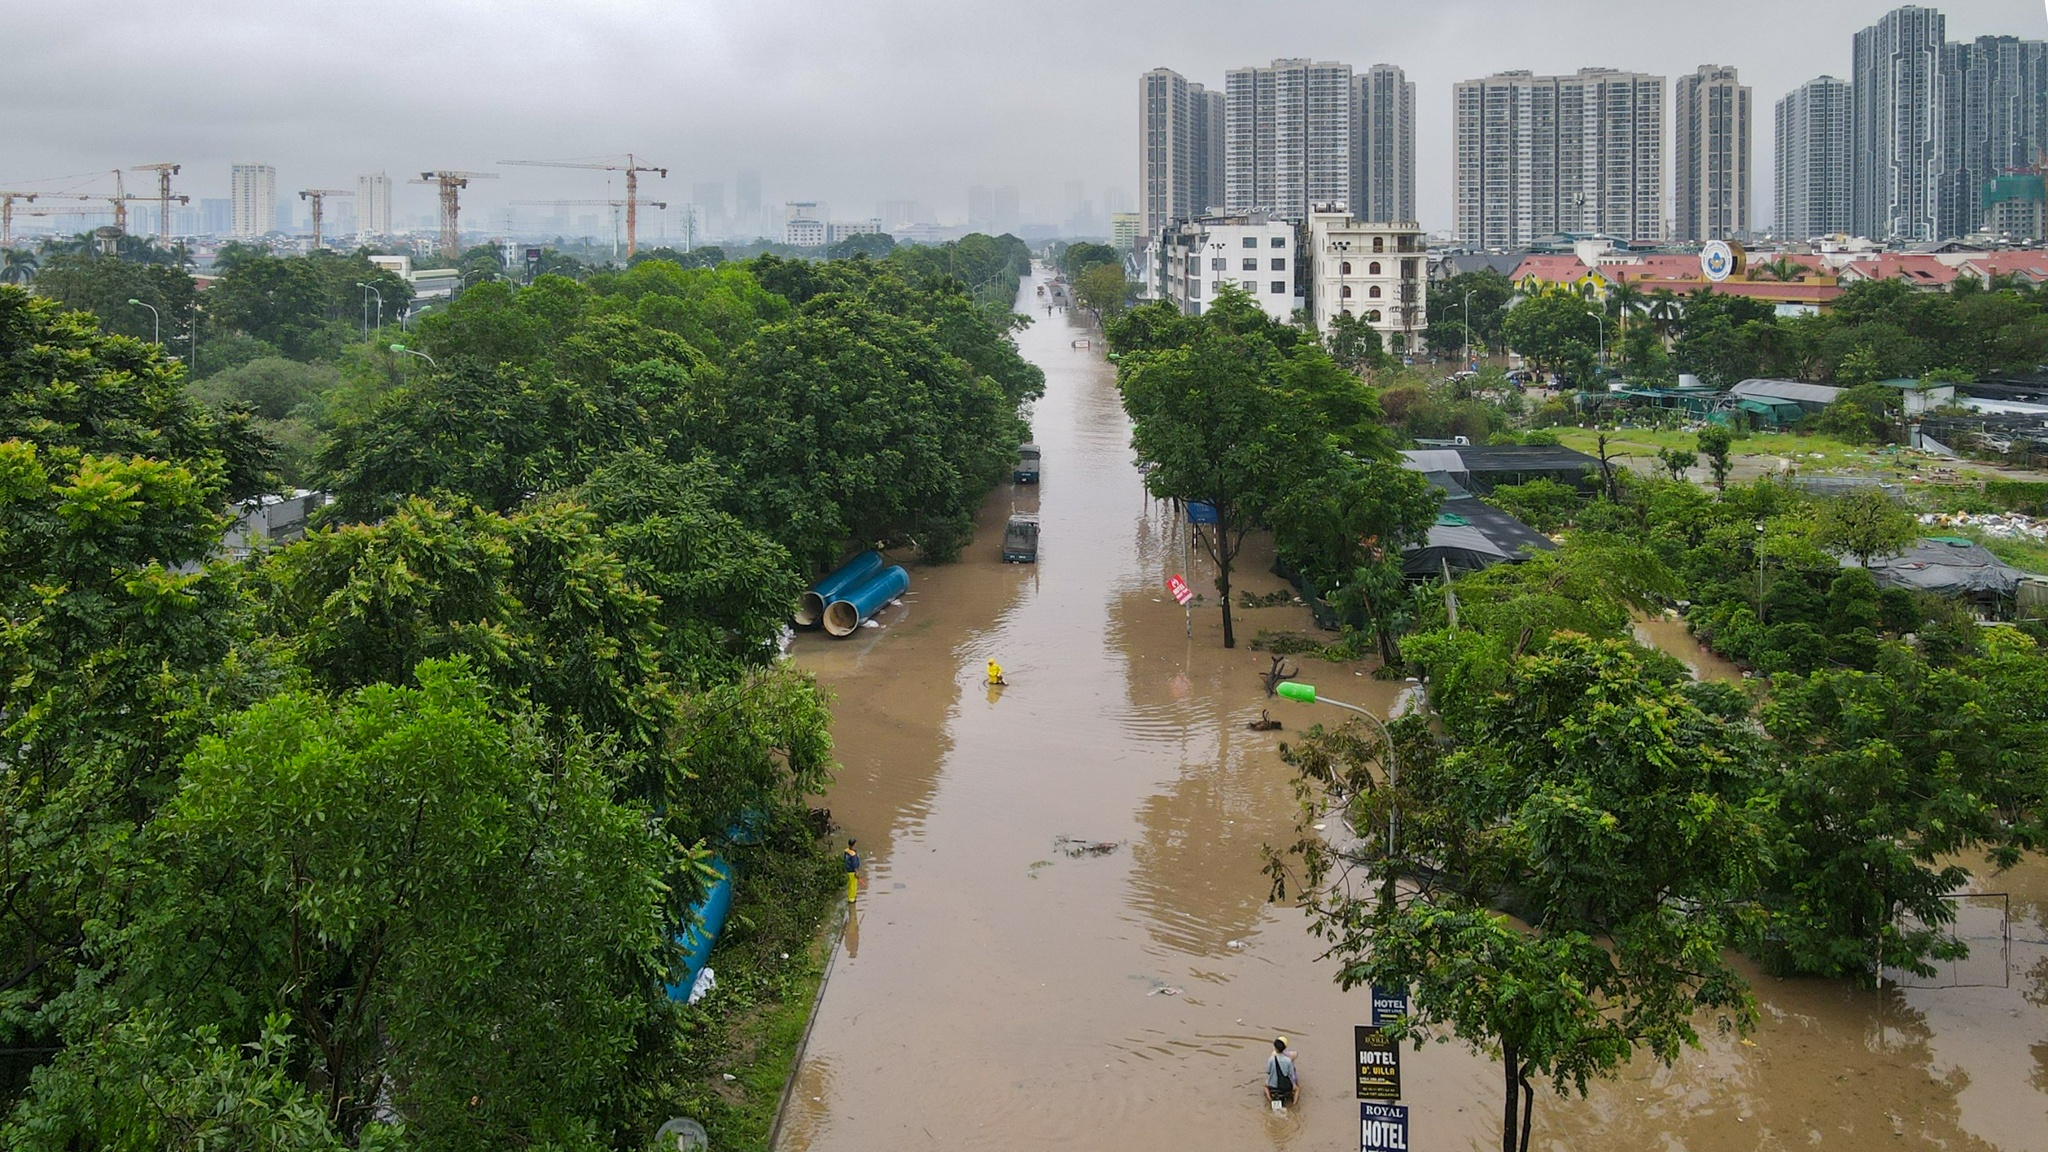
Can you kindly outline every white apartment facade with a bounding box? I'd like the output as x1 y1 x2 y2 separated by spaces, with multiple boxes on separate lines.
356 172 392 240
1453 68 1666 249
784 202 825 247
1673 65 1752 242
1305 210 1426 355
1155 215 1298 322
826 218 882 243
1226 58 1353 221
230 163 277 239
1776 76 1853 239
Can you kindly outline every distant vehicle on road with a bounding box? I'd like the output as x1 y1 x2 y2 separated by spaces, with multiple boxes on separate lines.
1002 514 1039 563
1014 443 1041 484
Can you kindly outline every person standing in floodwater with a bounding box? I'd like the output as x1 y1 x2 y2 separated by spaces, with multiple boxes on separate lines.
844 839 861 903
1264 1037 1297 1109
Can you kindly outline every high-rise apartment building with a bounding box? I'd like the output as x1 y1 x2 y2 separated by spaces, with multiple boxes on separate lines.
356 172 392 241
1138 68 1224 237
1775 76 1854 239
1673 65 1751 241
1226 58 1353 220
1353 64 1416 223
967 185 1020 235
1852 5 1944 242
230 163 276 239
1938 34 2048 239
1453 68 1666 249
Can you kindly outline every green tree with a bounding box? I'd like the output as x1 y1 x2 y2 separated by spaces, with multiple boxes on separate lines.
1425 268 1514 357
27 252 196 346
0 249 37 285
1501 291 1599 384
1324 309 1387 372
1073 262 1132 319
1812 488 1915 566
1483 478 1580 533
1112 289 1318 648
1058 241 1119 280
1656 446 1698 481
1269 450 1439 662
1278 635 1768 1152
19 660 671 1149
1696 423 1733 489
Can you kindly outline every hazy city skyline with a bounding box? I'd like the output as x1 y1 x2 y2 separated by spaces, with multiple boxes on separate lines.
2 0 2043 236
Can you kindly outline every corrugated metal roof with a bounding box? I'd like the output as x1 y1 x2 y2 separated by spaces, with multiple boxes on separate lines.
1403 449 1466 472
1730 378 1842 405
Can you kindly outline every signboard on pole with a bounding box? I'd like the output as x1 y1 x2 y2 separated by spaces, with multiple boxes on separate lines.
1354 1025 1401 1101
1166 575 1193 606
1371 985 1409 1027
1186 501 1219 525
1360 1102 1410 1152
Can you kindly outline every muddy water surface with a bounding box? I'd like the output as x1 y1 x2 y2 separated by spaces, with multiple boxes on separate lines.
778 268 2048 1151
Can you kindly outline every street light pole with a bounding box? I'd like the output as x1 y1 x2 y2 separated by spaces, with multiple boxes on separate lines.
1462 289 1474 369
1275 680 1399 881
390 343 436 369
127 298 159 345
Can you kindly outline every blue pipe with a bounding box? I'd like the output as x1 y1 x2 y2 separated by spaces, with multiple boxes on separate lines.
665 857 734 1001
823 564 910 637
795 551 885 627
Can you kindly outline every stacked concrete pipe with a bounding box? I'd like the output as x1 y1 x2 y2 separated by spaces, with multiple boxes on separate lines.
795 551 885 628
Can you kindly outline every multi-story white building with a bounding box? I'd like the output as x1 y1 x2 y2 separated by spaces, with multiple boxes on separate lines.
1154 214 1298 322
1305 210 1426 355
1353 64 1415 224
1453 68 1666 249
783 202 826 247
1226 58 1353 221
230 163 277 239
1776 76 1853 239
1673 65 1751 242
826 218 882 244
1852 5 1944 242
1138 68 1224 238
356 172 392 241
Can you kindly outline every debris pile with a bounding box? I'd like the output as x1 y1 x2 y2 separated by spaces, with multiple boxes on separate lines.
1917 510 2048 542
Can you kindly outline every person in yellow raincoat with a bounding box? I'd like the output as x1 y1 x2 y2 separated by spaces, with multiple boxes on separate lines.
986 659 1006 686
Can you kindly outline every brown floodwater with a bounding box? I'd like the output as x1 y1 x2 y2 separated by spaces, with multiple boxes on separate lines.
777 267 2048 1151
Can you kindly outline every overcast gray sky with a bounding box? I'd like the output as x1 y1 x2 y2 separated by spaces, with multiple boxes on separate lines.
4 0 2044 234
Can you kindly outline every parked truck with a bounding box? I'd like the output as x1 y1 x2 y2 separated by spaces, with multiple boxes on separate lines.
1013 443 1041 484
1001 514 1039 563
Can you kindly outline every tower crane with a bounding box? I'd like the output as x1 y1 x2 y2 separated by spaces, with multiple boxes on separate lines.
298 188 355 250
410 171 498 259
1 192 92 251
96 170 188 238
510 199 669 259
131 163 181 245
499 155 666 256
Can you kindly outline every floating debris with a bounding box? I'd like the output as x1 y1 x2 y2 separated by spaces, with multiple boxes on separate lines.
1054 836 1122 858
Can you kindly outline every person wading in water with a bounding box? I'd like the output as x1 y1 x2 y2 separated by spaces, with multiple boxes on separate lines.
1264 1037 1298 1109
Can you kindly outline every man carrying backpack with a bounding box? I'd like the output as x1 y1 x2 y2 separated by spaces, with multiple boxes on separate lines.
1264 1037 1298 1108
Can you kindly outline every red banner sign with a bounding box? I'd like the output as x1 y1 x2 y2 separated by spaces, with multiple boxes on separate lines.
1167 575 1193 606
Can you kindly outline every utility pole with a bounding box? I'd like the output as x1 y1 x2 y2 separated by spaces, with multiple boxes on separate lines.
298 189 354 250
410 171 498 260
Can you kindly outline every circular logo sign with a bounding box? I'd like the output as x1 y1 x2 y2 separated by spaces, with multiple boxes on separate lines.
1700 240 1734 282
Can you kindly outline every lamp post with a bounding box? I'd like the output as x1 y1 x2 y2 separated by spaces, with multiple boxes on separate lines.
1462 288 1475 369
390 343 435 369
1275 680 1399 867
126 298 159 345
356 281 384 339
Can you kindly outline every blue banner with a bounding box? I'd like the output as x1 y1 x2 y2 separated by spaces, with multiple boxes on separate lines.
1186 501 1218 525
1360 1102 1409 1151
1371 985 1408 1026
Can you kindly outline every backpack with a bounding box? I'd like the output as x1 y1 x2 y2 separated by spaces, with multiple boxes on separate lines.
1269 1054 1295 1095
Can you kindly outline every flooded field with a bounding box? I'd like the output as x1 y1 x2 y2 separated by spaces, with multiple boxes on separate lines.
779 268 2048 1151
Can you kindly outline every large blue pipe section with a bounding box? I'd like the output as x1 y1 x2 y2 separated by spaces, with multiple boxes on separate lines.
665 857 734 1001
795 551 885 628
823 564 910 637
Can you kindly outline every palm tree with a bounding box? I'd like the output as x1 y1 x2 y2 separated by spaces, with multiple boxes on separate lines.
1750 256 1803 283
1646 289 1682 347
0 249 36 284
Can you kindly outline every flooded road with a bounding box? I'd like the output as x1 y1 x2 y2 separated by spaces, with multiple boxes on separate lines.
779 267 2048 1151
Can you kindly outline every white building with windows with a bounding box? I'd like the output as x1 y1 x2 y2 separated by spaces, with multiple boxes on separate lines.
1305 210 1427 355
1153 214 1297 322
783 202 826 247
826 218 882 243
230 163 277 239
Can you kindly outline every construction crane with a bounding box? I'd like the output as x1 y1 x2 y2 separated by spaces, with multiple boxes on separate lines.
298 188 354 250
131 163 181 245
95 169 188 238
1 192 93 250
510 199 668 259
499 155 666 256
410 170 498 259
